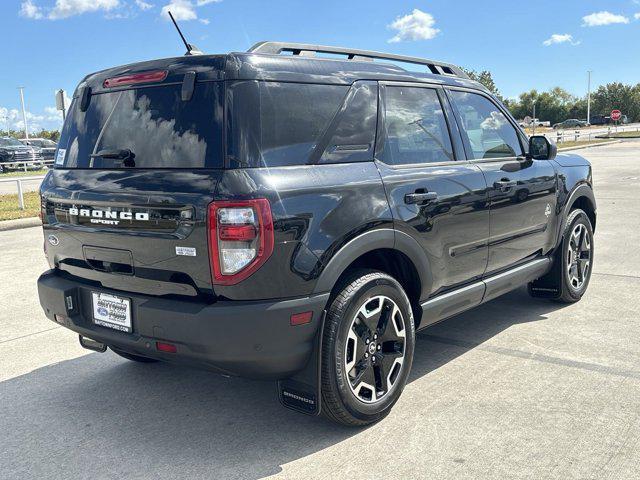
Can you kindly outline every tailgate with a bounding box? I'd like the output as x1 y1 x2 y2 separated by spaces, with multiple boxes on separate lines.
41 169 222 298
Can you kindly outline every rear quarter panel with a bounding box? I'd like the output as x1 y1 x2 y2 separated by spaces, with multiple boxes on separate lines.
213 162 392 300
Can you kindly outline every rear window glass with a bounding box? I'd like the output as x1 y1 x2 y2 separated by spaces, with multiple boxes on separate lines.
57 82 223 169
226 81 349 168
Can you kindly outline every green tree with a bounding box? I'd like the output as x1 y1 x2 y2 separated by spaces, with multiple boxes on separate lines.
463 69 502 99
591 82 640 122
506 87 585 125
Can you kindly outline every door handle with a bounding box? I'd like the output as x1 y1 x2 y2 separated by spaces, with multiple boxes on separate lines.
404 191 438 205
493 179 517 191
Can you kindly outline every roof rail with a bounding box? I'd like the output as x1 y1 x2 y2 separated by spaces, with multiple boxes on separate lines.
247 41 469 79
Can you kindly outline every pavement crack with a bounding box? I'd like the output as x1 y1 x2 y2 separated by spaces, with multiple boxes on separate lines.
421 334 640 381
0 326 61 345
592 272 640 280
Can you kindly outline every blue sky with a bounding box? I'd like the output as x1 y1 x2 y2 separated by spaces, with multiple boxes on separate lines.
1 0 640 132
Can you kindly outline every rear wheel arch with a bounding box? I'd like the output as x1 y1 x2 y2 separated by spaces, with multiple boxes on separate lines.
313 229 431 327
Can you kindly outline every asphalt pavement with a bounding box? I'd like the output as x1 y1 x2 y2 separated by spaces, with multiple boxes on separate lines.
1 142 640 479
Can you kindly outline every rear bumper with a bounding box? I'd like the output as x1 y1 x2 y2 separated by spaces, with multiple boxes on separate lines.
37 270 329 379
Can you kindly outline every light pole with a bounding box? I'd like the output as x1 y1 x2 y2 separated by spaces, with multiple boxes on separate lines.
18 86 29 140
532 100 537 136
1 115 9 136
587 70 592 125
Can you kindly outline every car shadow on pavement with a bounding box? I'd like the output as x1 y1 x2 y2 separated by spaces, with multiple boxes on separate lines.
1 287 567 480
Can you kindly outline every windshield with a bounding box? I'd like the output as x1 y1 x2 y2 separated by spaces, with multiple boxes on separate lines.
58 82 224 168
0 138 23 147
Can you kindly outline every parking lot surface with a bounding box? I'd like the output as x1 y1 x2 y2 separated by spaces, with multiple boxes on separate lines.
1 142 640 479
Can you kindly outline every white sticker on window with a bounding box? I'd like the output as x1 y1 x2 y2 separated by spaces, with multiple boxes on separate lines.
55 148 66 165
176 246 196 257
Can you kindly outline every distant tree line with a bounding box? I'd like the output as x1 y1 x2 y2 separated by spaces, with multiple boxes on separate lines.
464 69 640 125
0 129 60 141
2 76 639 142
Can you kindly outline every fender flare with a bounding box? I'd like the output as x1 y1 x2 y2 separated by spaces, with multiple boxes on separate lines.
556 183 596 247
312 228 432 301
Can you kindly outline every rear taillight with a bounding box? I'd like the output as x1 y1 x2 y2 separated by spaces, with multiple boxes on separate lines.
208 199 274 285
103 70 168 88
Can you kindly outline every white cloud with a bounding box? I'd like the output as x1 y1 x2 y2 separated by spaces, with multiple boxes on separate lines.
199 18 210 24
543 33 580 46
0 106 60 133
19 0 121 20
196 0 221 5
50 0 120 19
582 11 629 27
161 0 197 21
387 9 440 43
135 0 153 10
0 90 72 133
19 0 43 19
634 13 640 20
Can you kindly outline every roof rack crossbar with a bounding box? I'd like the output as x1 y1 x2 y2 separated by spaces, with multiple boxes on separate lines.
247 41 469 79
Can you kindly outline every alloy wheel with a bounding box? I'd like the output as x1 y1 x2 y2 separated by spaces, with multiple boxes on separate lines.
566 223 591 290
344 295 406 403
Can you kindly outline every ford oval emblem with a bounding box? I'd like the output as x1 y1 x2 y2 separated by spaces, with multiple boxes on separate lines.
47 234 59 246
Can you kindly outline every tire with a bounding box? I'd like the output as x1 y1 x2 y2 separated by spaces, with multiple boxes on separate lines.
555 209 594 303
110 346 159 363
321 269 415 427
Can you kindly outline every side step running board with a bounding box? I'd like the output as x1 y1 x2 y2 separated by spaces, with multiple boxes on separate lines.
420 258 551 330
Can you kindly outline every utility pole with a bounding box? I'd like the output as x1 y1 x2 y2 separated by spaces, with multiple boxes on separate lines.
532 100 537 136
18 86 29 140
586 70 592 125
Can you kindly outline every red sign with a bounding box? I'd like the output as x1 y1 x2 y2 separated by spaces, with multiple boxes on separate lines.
611 110 622 121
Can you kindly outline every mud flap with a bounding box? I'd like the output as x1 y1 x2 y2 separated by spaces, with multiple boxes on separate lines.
277 311 325 416
528 249 562 299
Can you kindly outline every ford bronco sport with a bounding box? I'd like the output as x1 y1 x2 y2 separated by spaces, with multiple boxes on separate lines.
37 42 596 426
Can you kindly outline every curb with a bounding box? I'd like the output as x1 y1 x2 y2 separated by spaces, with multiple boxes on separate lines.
558 140 621 152
0 217 41 232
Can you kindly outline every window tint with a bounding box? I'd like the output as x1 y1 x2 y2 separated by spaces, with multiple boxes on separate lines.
449 90 522 159
318 81 377 164
381 86 453 165
58 82 224 169
227 81 348 168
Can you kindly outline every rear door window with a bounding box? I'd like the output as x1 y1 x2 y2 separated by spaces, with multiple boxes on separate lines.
58 82 224 169
380 86 454 165
226 81 349 168
448 90 523 159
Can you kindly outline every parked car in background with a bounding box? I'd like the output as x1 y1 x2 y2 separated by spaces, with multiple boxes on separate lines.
553 119 587 129
0 136 44 172
20 138 57 161
519 118 550 128
589 114 609 126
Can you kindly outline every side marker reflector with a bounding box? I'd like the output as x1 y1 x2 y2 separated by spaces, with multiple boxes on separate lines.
156 342 177 353
290 311 313 326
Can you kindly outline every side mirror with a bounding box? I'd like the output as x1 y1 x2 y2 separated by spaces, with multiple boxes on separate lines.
529 135 557 161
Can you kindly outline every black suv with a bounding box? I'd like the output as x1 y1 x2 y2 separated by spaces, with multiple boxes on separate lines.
37 42 596 426
0 136 44 172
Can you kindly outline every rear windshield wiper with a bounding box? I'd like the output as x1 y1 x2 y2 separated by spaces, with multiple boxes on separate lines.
90 148 136 167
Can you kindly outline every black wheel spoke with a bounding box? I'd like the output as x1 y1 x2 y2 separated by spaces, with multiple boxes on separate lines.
375 300 394 337
373 363 389 394
351 360 375 388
